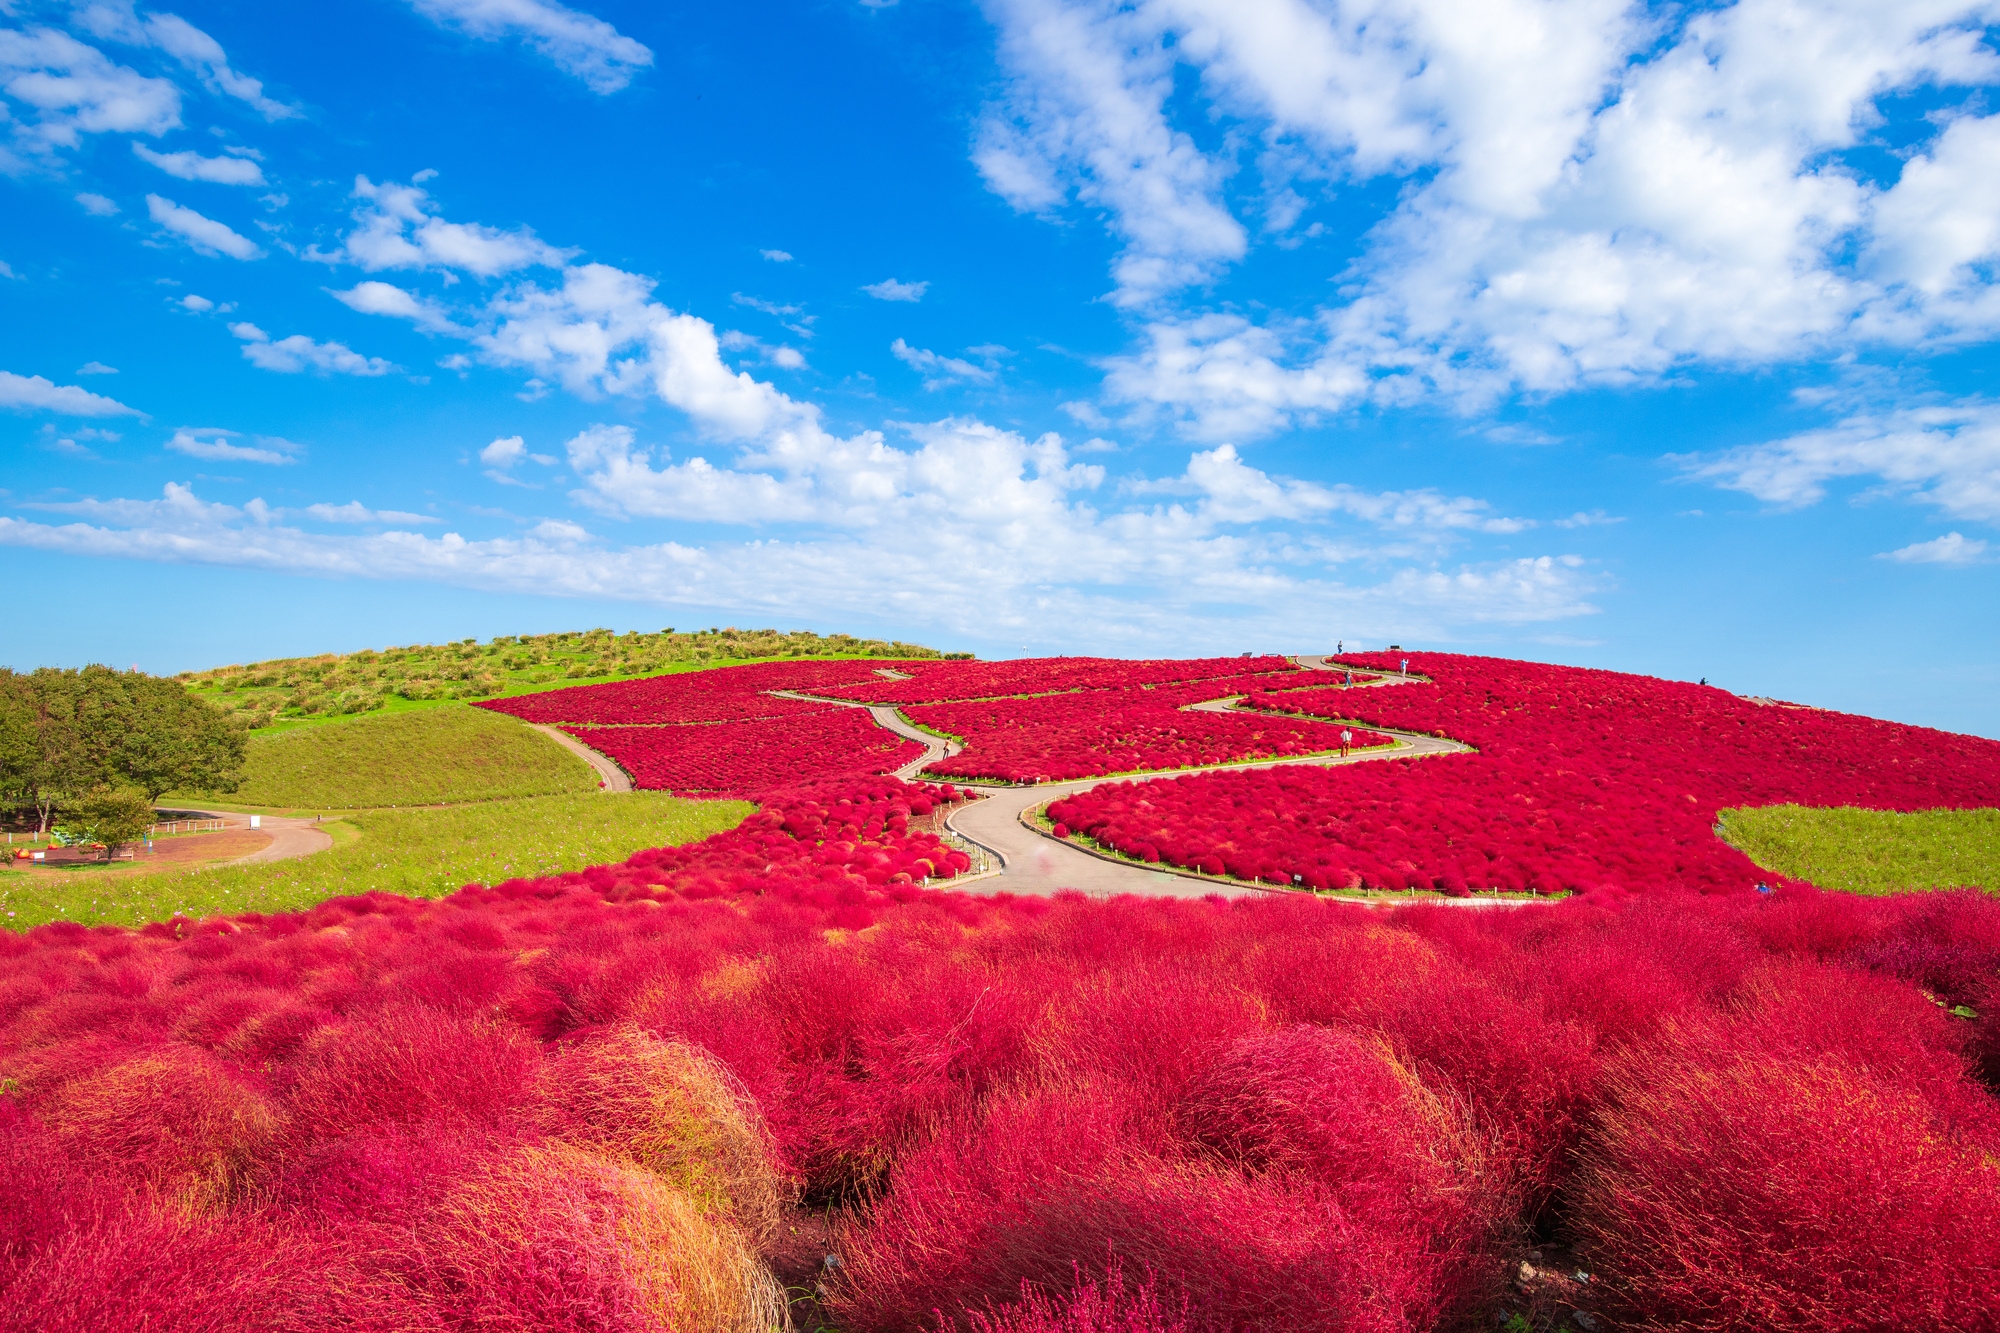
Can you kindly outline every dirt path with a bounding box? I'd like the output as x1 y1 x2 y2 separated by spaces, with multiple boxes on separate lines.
768 690 960 780
945 726 1473 901
173 809 335 867
530 724 634 792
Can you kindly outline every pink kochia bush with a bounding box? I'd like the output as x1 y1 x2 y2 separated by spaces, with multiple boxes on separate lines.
906 679 1392 785
565 711 924 799
479 660 933 796
1049 652 2000 895
4 773 2000 1331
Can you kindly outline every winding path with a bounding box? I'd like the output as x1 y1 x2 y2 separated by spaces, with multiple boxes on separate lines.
168 809 334 867
531 723 634 792
763 655 1503 904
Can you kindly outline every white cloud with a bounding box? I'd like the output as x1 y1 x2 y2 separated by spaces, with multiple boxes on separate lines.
760 248 792 262
75 192 119 215
0 27 181 153
330 176 571 276
731 291 815 337
145 193 262 259
481 434 527 467
480 432 555 484
529 518 590 542
0 449 1599 652
303 501 439 525
0 369 139 416
1878 532 1988 565
178 293 212 311
862 278 928 302
975 0 2000 434
1167 443 1531 533
1555 509 1624 528
132 141 265 184
76 361 118 375
891 338 997 389
75 2 299 119
329 279 467 334
1686 398 2000 524
406 0 654 93
229 322 395 376
975 0 1246 306
164 426 294 464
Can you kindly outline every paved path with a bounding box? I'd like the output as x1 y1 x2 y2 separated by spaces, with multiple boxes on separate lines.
944 725 1473 900
769 689 961 780
172 808 335 866
531 724 634 792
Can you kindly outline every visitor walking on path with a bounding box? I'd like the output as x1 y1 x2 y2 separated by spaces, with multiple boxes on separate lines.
1340 728 1352 757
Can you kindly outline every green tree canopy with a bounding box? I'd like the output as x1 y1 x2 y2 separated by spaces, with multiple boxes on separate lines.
0 666 245 831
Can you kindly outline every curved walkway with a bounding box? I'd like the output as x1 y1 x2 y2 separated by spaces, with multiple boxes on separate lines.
769 689 960 780
944 726 1472 901
171 808 335 867
531 723 634 792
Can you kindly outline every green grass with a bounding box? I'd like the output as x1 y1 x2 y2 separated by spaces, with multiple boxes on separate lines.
181 625 963 729
165 704 602 810
0 791 752 930
1718 805 2000 895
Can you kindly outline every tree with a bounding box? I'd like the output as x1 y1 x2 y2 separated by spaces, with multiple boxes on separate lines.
0 666 245 833
57 787 158 860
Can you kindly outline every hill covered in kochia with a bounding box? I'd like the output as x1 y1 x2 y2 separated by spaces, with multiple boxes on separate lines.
180 626 966 727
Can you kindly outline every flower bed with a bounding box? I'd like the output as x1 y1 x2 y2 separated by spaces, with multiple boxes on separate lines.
915 685 1392 784
478 659 911 726
3 787 1997 1330
817 655 1301 705
566 712 926 798
1049 653 2000 896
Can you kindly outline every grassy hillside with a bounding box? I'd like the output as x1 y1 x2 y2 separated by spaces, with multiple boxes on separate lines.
1720 804 2000 895
2 791 751 929
168 704 600 810
182 625 964 728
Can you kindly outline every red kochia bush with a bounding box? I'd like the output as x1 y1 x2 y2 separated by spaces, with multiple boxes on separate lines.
1053 652 2000 895
565 711 924 797
3 768 2000 1330
1576 1054 2000 1329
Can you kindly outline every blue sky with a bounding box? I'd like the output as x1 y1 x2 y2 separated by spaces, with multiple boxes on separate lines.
2 0 1998 736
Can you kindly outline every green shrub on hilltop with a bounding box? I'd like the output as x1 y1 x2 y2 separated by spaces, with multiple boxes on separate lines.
181 626 965 727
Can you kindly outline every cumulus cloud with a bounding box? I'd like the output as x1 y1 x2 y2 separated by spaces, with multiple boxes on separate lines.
1879 532 1988 565
229 322 395 376
480 432 556 484
132 141 265 184
977 0 2000 437
760 248 792 262
329 279 468 334
1165 444 1532 533
406 0 654 93
75 192 119 215
302 501 439 525
146 193 261 259
76 361 118 375
0 26 180 151
329 176 571 276
75 1 299 119
165 426 295 464
0 452 1601 653
1685 398 2000 524
891 338 997 389
862 278 928 302
0 369 139 416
